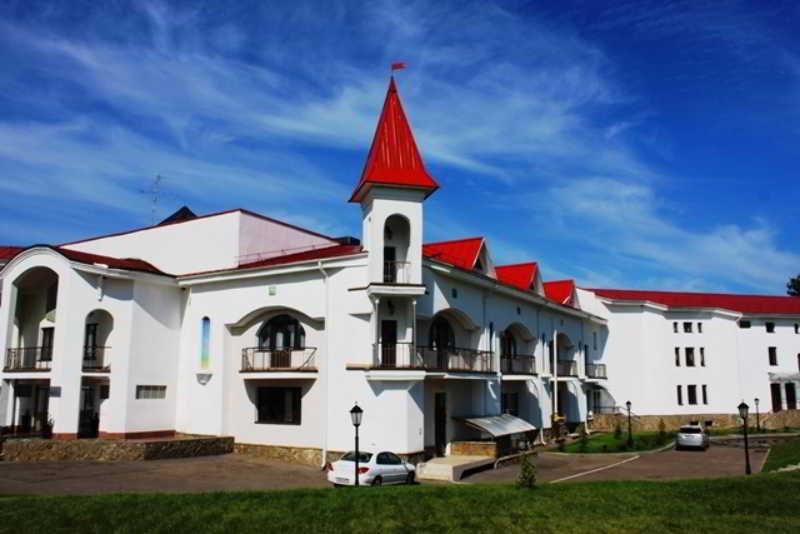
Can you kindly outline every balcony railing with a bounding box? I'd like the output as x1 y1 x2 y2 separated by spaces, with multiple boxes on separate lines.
500 354 537 375
4 347 52 371
383 261 411 284
417 346 495 373
556 360 578 376
82 346 111 372
585 363 607 379
373 342 418 368
241 347 317 372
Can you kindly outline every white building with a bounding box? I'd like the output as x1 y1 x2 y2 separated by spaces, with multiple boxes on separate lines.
1 78 798 464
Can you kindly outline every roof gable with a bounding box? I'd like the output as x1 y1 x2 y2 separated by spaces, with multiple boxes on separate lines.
544 280 577 307
495 262 539 291
590 288 800 315
349 78 439 202
423 237 484 271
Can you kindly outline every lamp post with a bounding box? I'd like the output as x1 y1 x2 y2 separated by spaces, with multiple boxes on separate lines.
626 400 633 448
350 403 363 487
754 398 760 432
738 401 752 476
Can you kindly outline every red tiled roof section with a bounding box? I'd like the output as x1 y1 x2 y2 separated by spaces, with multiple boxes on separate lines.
349 77 439 202
544 280 576 306
496 262 538 291
0 246 24 261
590 288 800 315
423 237 484 271
237 244 363 270
54 247 167 275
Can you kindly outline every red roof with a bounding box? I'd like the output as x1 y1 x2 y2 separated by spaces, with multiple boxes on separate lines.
349 78 439 202
0 246 24 261
544 280 576 306
237 244 363 271
423 237 484 271
496 262 539 291
590 288 800 315
54 247 167 275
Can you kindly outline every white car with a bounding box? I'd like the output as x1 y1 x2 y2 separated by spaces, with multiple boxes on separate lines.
676 424 710 450
327 450 416 486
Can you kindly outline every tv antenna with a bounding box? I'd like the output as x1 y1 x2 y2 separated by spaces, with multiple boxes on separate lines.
139 174 163 225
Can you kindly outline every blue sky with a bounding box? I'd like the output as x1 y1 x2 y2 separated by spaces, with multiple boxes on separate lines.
1 0 798 293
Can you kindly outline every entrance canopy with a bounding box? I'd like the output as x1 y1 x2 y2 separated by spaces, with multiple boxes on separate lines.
461 414 536 437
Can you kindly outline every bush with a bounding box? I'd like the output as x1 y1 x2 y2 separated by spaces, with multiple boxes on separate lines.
613 422 622 440
557 439 566 452
517 454 537 489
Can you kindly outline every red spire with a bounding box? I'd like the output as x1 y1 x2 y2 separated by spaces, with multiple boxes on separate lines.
349 77 439 202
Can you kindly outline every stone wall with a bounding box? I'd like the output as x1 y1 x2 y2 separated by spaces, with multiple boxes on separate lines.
450 441 498 458
234 443 324 467
590 409 800 433
1 435 234 462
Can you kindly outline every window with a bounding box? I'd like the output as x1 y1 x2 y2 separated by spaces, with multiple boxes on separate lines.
673 322 678 333
766 322 775 333
683 322 693 333
200 317 211 370
738 320 751 329
677 385 683 405
771 383 782 412
376 452 402 465
702 385 708 405
256 387 301 425
687 385 697 405
501 392 519 416
40 327 54 361
593 331 598 350
697 322 703 333
451 288 458 299
795 323 799 334
768 347 778 366
136 385 166 399
258 314 305 350
674 347 680 367
700 347 705 367
786 383 797 410
685 347 695 367
500 331 517 358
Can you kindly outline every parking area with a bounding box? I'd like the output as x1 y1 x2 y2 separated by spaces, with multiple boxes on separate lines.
466 445 768 484
0 444 769 495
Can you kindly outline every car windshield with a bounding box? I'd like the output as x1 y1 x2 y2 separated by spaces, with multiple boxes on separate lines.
340 451 373 462
679 426 702 434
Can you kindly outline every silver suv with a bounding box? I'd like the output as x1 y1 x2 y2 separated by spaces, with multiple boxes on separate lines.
676 424 710 450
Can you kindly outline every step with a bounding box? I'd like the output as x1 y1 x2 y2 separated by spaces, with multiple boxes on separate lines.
416 455 494 482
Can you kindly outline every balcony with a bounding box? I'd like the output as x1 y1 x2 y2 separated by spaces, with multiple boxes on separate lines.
383 261 411 284
373 342 418 368
585 363 607 379
419 345 495 373
500 355 537 375
4 347 52 372
241 347 317 373
82 346 111 372
556 360 578 377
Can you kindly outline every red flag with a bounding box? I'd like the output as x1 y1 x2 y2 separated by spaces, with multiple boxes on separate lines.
391 62 407 71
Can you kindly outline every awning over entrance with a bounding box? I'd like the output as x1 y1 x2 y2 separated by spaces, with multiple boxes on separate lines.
461 414 536 437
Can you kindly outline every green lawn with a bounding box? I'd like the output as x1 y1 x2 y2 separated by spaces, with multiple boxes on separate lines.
764 439 800 472
561 431 674 453
2 473 799 533
708 427 800 437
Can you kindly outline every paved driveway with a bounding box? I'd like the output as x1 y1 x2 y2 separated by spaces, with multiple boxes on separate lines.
0 454 329 495
466 445 768 484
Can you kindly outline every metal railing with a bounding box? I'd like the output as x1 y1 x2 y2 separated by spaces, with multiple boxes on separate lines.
373 342 418 368
585 363 607 379
417 346 495 373
500 354 537 375
383 261 411 283
241 347 317 371
82 346 111 372
556 360 578 376
4 347 52 371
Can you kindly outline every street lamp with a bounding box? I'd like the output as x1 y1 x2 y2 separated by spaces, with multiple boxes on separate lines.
738 401 752 475
350 403 364 487
625 400 634 448
754 398 760 432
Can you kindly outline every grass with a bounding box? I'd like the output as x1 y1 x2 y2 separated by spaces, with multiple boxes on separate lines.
708 427 800 437
764 439 800 472
1 473 799 533
560 431 675 453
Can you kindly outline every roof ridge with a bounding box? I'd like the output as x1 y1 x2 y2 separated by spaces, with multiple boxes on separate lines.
424 236 484 246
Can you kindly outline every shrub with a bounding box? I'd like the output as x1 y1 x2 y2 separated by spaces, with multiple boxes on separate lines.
657 419 667 445
517 454 537 489
557 439 566 452
613 422 622 440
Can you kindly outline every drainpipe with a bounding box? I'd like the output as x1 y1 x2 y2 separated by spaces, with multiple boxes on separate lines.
553 328 559 421
316 261 330 468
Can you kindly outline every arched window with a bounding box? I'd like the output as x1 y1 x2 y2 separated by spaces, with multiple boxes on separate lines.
500 331 517 358
258 314 306 350
429 316 455 351
200 317 211 369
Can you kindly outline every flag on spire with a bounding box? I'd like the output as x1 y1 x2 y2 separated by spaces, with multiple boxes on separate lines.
391 62 407 71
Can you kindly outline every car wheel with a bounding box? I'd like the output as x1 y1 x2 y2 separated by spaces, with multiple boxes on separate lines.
406 472 415 485
372 476 383 487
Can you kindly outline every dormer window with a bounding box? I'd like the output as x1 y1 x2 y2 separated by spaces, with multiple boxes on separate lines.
474 258 484 273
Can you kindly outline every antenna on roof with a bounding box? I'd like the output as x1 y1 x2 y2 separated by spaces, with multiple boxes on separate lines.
140 174 162 225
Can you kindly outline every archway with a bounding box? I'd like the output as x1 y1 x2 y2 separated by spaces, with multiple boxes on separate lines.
83 309 113 371
9 267 59 371
383 214 411 283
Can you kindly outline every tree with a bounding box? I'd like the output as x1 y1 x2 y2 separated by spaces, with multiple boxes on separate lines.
788 274 800 297
517 453 537 489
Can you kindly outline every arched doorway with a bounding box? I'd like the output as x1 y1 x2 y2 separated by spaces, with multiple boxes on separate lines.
383 214 411 283
429 315 455 369
255 314 307 368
